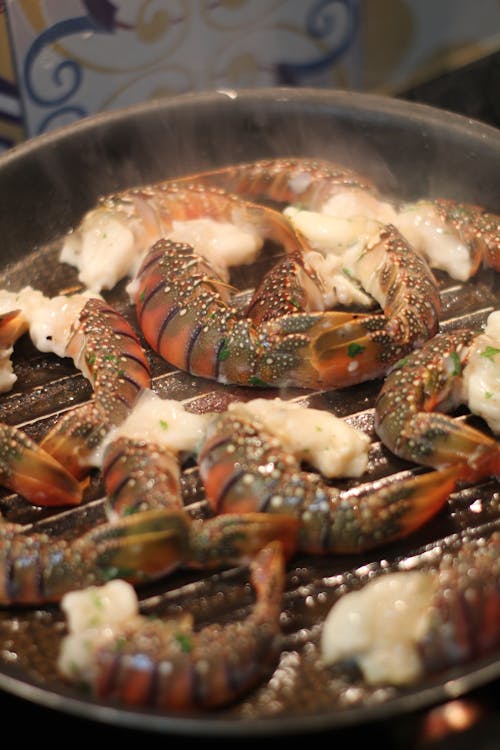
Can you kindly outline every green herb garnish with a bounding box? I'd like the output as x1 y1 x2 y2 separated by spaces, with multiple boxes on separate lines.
248 376 268 387
449 351 462 376
347 342 365 357
175 632 192 653
218 338 230 361
481 346 500 360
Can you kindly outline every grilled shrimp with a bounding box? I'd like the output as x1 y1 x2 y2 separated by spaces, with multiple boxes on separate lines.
187 157 500 283
179 157 378 209
99 388 210 517
37 294 151 478
0 507 203 605
0 503 298 607
100 389 299 565
374 311 500 484
394 197 500 281
0 287 152 479
60 180 312 292
59 541 286 710
321 529 500 685
135 229 439 389
0 298 84 505
197 404 461 555
188 158 444 360
62 163 440 388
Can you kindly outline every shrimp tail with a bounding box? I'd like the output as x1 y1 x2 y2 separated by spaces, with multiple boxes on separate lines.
0 423 82 506
40 403 110 481
91 508 192 582
187 512 299 568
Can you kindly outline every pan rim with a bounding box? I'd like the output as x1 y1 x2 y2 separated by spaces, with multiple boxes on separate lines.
1 86 499 168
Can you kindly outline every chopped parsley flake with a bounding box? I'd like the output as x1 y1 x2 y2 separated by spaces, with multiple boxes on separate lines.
481 345 500 360
248 376 268 387
394 356 409 370
449 351 462 376
347 342 365 357
159 419 169 430
218 338 230 361
91 591 104 610
175 632 192 653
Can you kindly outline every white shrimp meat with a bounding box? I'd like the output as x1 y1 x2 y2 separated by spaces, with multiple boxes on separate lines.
320 571 436 685
62 206 263 294
463 310 500 434
229 397 370 478
58 579 138 684
394 201 473 281
92 387 212 468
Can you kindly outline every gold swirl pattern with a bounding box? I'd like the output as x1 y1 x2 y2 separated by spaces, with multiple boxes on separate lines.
210 23 358 89
100 65 196 110
59 1 190 74
4 0 500 139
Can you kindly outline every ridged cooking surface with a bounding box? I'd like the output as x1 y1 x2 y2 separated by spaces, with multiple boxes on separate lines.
0 235 500 734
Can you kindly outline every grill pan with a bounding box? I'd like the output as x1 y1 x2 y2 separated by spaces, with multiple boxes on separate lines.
0 88 499 737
